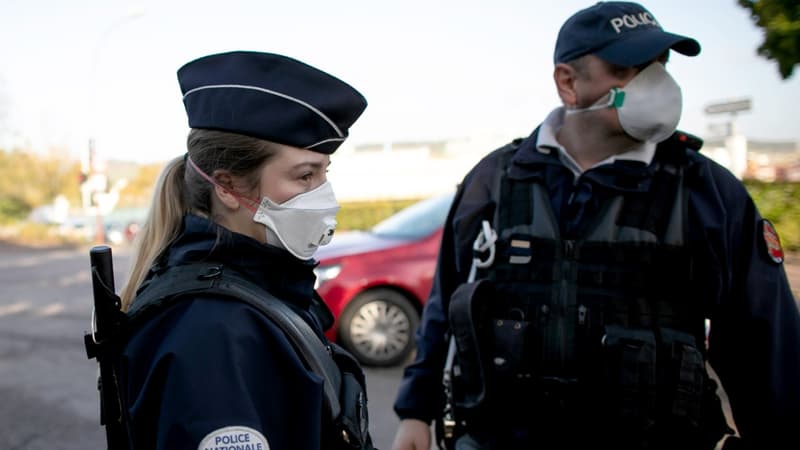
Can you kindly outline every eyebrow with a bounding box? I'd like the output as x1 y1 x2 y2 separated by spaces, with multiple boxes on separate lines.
608 50 670 73
290 160 331 171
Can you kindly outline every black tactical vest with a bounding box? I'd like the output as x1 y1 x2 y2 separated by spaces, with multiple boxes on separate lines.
447 138 731 449
124 262 374 450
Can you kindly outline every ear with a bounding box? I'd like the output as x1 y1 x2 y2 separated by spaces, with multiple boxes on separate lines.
554 63 578 107
211 171 241 211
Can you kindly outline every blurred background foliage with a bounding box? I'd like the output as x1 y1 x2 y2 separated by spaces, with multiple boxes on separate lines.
0 149 81 223
738 0 800 80
743 180 800 250
117 162 166 207
338 198 419 230
0 149 798 251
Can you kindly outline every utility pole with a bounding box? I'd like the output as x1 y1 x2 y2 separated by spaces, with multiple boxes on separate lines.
86 8 144 244
704 97 752 179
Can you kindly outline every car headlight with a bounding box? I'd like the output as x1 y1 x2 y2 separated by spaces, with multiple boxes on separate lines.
314 264 342 289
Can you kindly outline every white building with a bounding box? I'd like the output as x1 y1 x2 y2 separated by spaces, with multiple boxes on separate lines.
704 137 800 182
329 134 511 201
330 132 800 203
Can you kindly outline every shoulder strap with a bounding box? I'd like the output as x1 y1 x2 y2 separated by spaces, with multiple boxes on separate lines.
617 136 689 240
127 262 342 423
497 154 532 236
492 137 529 231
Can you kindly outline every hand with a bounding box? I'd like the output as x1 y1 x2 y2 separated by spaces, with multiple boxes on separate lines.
391 418 431 450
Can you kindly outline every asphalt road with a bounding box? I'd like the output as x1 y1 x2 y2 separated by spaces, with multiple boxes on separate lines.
0 242 797 449
0 243 407 450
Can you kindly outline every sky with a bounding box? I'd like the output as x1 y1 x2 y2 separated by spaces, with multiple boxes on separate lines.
1 0 798 164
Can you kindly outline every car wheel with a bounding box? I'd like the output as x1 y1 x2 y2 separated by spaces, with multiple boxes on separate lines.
339 288 419 367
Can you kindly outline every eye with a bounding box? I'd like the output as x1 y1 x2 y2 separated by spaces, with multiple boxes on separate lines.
634 53 668 72
610 64 634 79
300 172 314 182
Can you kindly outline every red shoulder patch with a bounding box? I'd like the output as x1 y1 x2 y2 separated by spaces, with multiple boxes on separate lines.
761 219 784 264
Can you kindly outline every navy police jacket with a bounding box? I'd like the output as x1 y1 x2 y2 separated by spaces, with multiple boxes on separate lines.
394 127 800 446
121 214 332 450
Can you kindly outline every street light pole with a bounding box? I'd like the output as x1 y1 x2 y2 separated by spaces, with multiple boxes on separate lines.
87 8 144 244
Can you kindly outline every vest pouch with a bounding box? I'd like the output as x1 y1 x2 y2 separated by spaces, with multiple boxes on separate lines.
489 315 535 382
600 325 658 439
449 280 494 410
328 343 373 450
487 281 549 385
658 328 704 426
656 328 733 449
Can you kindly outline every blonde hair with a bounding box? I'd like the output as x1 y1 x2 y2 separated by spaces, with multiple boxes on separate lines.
120 129 282 310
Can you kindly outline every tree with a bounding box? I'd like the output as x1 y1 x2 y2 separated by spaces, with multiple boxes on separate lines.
0 149 82 222
117 162 166 207
738 0 800 79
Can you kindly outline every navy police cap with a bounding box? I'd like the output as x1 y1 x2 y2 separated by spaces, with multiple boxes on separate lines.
554 2 700 67
178 51 367 154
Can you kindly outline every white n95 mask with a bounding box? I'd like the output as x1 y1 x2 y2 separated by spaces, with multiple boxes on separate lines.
253 181 340 260
566 62 682 143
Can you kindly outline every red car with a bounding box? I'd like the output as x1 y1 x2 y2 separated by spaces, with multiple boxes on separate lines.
314 192 454 366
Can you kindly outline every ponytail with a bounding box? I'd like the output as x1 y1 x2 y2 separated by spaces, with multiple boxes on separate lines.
119 129 281 310
120 156 187 311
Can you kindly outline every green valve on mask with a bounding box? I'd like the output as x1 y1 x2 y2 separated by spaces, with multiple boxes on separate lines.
609 88 625 108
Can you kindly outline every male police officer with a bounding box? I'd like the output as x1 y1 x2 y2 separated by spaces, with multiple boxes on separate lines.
391 2 800 449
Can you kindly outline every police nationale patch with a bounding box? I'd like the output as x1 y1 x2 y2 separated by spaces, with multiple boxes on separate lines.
761 219 784 264
198 426 269 450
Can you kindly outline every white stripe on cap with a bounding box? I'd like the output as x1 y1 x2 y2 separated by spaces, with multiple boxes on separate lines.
183 84 344 138
307 137 345 149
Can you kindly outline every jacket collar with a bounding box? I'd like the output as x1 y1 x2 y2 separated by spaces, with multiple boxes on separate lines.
164 214 317 307
508 125 677 194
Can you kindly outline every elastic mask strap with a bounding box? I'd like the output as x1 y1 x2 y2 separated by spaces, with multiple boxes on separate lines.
186 156 260 214
566 88 625 115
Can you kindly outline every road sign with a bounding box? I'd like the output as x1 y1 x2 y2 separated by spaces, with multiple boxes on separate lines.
704 98 752 115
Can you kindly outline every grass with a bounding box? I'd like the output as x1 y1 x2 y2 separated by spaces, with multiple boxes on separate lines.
0 222 90 248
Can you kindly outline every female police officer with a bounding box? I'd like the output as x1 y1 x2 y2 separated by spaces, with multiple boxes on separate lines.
113 51 373 450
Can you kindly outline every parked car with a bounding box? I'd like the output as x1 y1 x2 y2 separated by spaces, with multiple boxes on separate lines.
58 207 146 245
104 207 147 245
314 192 455 366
